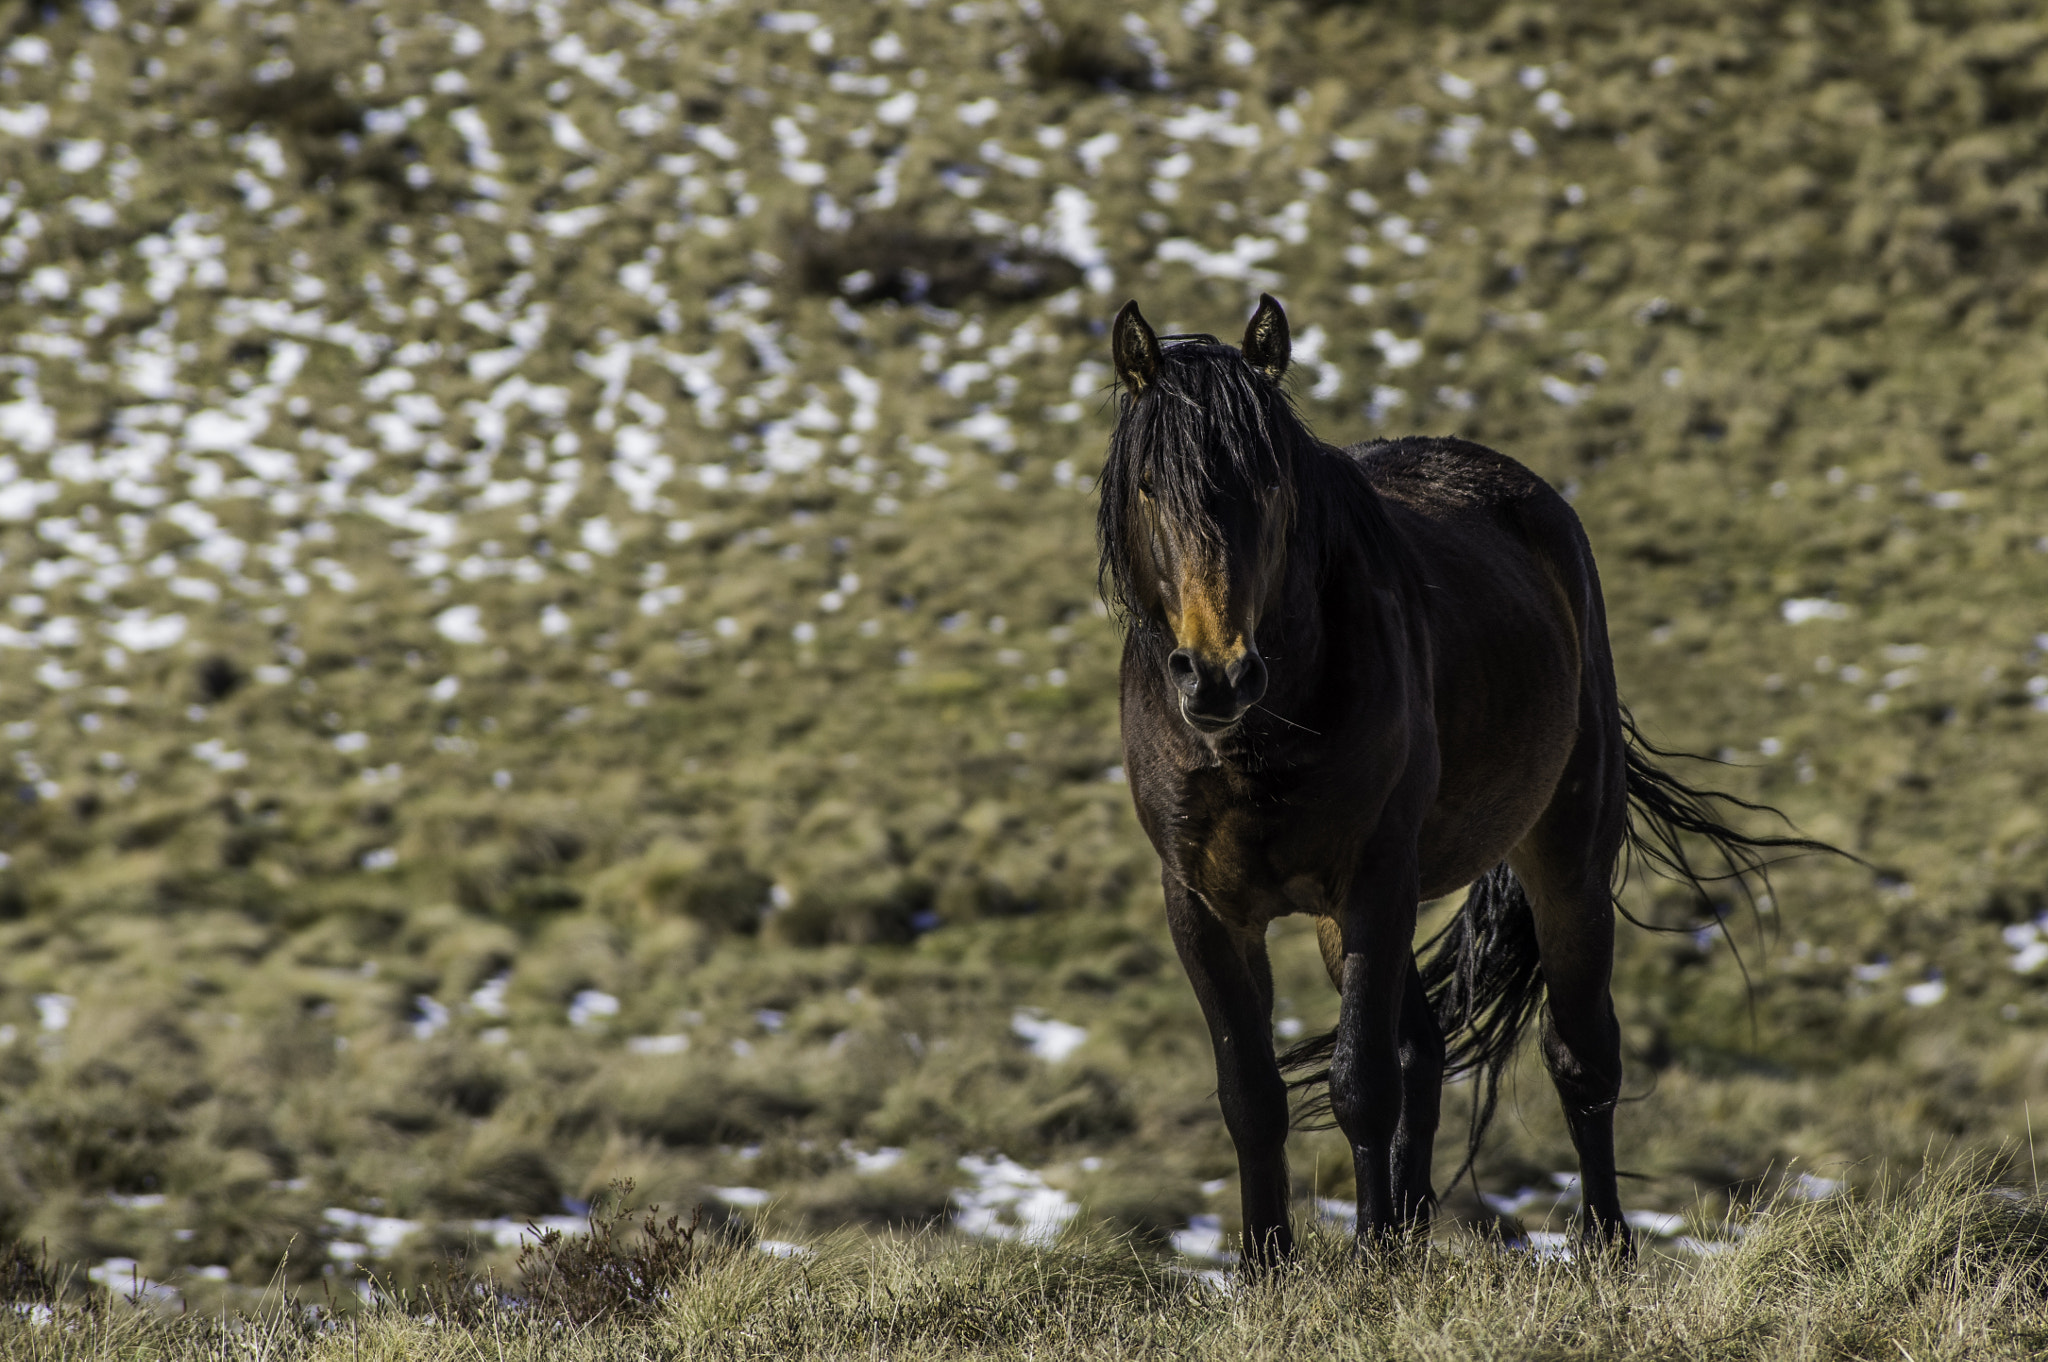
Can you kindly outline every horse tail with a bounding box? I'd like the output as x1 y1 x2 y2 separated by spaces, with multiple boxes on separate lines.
1617 705 1844 920
1416 862 1546 1189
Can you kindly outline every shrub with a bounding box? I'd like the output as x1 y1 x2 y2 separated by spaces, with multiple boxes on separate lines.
513 1181 704 1326
0 1239 60 1309
1023 17 1160 92
791 215 1082 309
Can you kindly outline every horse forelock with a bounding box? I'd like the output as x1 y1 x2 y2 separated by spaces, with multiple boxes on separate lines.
1096 341 1312 624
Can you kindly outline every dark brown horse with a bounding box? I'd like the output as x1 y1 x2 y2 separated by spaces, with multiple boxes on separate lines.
1100 294 1822 1265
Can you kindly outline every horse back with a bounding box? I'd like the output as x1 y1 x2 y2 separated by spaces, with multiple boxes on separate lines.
1343 435 1598 627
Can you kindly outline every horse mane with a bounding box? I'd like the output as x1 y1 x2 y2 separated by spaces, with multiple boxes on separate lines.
1094 338 1405 631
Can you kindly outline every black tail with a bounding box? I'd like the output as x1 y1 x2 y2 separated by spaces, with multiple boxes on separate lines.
1614 707 1845 922
1416 862 1546 1192
1282 709 1849 1185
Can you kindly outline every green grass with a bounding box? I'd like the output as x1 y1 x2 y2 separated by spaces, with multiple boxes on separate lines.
2 0 2048 1333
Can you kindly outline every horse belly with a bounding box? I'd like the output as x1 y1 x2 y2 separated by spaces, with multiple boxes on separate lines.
1414 699 1578 901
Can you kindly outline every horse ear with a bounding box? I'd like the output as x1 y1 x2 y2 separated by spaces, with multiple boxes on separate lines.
1111 300 1162 395
1242 293 1290 381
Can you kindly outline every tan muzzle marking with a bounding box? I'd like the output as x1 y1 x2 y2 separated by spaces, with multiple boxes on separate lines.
1167 561 1250 670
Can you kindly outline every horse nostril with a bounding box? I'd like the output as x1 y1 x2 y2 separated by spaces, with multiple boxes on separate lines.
1232 650 1268 705
1167 649 1200 695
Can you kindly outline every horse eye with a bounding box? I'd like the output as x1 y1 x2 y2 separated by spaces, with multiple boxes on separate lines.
1137 478 1154 496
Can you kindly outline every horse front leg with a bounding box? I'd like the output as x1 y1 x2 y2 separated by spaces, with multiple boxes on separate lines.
1164 878 1293 1267
1328 856 1420 1248
1390 953 1444 1227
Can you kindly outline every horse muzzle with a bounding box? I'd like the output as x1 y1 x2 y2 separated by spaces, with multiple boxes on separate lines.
1167 646 1268 733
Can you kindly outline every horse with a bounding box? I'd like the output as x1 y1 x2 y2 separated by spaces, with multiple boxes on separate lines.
1098 294 1827 1265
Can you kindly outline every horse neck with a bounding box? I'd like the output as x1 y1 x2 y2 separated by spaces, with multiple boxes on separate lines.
1264 446 1404 683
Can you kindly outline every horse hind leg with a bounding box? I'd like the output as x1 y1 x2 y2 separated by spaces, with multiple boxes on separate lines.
1510 773 1631 1251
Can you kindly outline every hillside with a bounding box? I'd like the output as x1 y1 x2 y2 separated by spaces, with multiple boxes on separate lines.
1 0 2047 1302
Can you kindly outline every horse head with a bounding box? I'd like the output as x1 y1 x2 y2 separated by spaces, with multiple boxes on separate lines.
1098 294 1303 734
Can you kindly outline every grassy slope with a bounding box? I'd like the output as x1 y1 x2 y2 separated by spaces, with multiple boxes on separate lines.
0 0 2045 1305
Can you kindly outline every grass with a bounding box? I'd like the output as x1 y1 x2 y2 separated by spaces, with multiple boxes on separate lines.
3 1162 2047 1359
1 0 2048 1339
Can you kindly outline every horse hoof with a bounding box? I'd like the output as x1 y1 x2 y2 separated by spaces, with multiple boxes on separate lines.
1573 1218 1635 1264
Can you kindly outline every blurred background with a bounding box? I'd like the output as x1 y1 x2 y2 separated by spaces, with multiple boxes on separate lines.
0 0 2046 1306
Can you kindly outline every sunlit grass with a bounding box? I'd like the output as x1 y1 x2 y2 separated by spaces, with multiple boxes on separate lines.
8 1162 2048 1360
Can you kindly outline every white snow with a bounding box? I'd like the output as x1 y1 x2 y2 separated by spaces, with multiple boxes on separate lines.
953 1155 1079 1246
1156 235 1280 288
1903 976 1946 1007
1159 105 1262 149
0 104 50 138
101 612 186 652
322 1208 426 1256
469 972 510 1017
568 989 620 1027
435 604 488 644
1171 1213 1235 1261
1782 598 1850 625
33 993 73 1031
846 1144 904 1174
1011 1010 1087 1062
1787 1173 1843 1201
875 91 918 126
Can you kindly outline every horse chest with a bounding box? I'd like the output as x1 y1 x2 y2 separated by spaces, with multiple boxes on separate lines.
1161 769 1335 926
